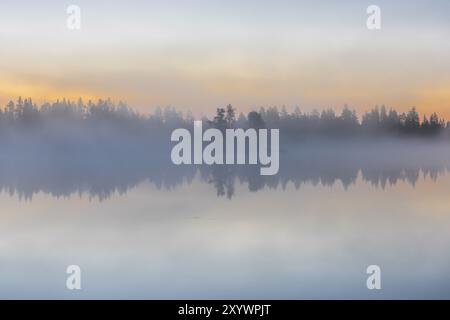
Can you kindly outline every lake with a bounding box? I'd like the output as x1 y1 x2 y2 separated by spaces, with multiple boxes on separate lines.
0 142 449 299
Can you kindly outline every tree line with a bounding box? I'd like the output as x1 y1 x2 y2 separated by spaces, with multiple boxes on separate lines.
1 97 449 139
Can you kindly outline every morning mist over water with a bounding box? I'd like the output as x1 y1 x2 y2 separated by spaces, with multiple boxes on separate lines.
1 99 449 200
0 99 450 299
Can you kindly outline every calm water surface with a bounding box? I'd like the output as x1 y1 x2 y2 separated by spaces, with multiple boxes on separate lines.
1 167 449 299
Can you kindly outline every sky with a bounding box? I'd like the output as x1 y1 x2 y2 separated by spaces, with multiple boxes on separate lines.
0 0 449 117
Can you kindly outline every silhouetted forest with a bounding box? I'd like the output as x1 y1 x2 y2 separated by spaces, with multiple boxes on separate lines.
1 97 450 200
1 97 449 139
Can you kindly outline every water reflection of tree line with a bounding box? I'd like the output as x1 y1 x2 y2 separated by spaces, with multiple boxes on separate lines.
0 148 448 200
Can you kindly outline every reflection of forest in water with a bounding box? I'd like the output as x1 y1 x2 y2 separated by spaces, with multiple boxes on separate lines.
1 141 449 200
